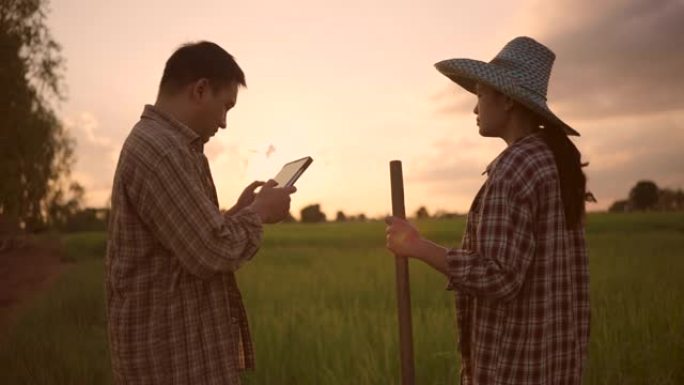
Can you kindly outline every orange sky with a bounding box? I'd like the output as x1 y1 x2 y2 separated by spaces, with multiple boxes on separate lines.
50 0 684 218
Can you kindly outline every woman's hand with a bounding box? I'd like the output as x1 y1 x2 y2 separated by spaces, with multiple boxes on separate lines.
385 216 424 257
385 216 450 276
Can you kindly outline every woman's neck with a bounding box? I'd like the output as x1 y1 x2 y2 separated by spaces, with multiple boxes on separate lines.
503 111 539 146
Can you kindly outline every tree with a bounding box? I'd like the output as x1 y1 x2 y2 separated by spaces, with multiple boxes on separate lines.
415 206 430 219
63 207 109 232
656 188 684 211
45 181 84 229
300 204 326 223
608 200 629 213
629 181 659 211
282 211 297 223
0 0 76 231
335 211 347 222
434 210 461 219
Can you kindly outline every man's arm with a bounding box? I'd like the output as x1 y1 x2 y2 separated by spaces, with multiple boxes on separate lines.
133 148 263 279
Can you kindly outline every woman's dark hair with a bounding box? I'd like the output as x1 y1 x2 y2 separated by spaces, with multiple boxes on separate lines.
539 123 589 229
159 41 246 94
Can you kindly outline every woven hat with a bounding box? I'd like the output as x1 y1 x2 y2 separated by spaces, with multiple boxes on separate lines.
435 36 579 136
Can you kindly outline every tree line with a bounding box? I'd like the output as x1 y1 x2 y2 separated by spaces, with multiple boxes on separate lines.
297 204 461 223
609 180 684 212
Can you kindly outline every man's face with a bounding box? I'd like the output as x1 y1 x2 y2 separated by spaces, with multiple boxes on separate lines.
191 80 239 142
473 83 507 138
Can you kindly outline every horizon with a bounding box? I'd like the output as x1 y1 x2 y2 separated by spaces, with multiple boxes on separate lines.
49 0 684 218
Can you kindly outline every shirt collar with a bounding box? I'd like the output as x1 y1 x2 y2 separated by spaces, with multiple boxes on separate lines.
141 104 204 152
482 157 500 176
482 131 542 175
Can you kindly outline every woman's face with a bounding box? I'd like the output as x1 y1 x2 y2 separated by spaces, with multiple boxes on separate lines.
473 83 507 138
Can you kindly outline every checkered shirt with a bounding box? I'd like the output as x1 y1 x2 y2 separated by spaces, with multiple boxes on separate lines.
447 132 590 385
106 105 262 385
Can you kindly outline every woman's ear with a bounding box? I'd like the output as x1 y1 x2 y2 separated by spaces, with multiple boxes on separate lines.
503 95 516 112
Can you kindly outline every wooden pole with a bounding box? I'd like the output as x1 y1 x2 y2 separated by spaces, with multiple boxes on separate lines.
390 160 415 385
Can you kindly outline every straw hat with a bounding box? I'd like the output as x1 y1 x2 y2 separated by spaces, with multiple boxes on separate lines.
435 36 579 136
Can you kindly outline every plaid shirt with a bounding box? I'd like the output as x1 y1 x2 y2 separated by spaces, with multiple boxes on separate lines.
106 105 263 385
447 132 590 385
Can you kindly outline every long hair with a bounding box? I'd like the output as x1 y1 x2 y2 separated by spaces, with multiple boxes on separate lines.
538 123 589 229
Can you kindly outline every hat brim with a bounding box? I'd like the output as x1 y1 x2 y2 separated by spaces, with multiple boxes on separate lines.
435 58 580 136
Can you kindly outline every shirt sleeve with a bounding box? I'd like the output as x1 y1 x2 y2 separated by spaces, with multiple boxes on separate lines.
131 147 263 279
446 174 536 303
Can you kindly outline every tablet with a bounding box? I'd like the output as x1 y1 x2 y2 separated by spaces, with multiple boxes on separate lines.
273 156 313 187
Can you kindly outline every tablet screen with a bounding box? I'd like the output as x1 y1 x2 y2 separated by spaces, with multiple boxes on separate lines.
273 157 312 187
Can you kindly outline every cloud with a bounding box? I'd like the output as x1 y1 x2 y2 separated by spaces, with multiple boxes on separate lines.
579 111 684 208
409 136 497 179
266 144 276 158
529 0 684 206
432 0 684 120
63 112 119 207
541 0 684 119
413 110 684 213
405 132 506 210
420 0 684 213
431 85 476 116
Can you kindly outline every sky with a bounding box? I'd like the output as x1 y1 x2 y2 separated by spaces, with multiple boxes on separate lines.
48 0 684 219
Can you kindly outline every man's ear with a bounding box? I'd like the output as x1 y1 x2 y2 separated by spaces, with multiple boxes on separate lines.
190 78 210 101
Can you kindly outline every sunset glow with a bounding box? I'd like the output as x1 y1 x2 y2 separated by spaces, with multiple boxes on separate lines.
51 0 684 218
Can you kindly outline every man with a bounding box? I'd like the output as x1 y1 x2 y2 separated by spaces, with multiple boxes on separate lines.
386 37 590 384
106 41 295 385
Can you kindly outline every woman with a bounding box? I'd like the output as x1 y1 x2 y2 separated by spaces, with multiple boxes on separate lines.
385 37 591 384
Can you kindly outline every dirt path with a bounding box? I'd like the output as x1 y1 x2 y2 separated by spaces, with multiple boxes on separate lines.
0 238 66 333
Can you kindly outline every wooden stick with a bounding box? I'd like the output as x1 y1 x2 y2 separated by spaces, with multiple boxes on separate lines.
390 160 415 385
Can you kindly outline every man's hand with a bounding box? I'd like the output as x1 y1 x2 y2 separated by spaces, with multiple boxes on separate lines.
226 181 265 216
249 180 297 223
237 181 265 210
385 216 424 257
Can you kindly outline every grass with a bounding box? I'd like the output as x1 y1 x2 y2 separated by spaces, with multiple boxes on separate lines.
0 213 683 384
0 258 110 384
58 232 108 263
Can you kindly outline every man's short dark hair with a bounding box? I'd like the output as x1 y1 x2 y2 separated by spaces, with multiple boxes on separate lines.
159 41 246 94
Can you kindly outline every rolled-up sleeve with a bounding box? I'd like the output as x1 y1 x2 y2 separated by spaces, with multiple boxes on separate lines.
132 148 263 279
446 176 535 303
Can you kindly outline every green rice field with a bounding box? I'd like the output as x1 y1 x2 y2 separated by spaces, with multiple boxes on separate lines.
1 212 683 384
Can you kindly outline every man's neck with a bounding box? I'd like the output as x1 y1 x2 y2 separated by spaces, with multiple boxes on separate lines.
154 97 194 132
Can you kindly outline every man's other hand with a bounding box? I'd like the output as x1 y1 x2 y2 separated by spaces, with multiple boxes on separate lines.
249 180 297 223
237 180 265 209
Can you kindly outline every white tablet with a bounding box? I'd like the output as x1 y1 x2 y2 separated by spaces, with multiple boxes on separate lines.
273 156 313 187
